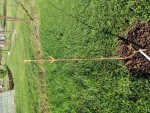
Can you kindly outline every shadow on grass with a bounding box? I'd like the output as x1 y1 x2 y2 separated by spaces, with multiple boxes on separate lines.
130 72 150 79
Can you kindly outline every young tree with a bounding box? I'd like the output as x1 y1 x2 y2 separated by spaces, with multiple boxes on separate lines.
0 15 33 22
0 3 17 6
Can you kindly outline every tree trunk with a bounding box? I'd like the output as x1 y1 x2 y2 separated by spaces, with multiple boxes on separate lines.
0 3 17 6
0 30 11 33
0 16 33 22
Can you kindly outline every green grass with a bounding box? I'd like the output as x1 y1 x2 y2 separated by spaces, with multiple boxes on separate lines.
37 0 150 113
6 0 39 113
8 22 38 113
2 0 150 112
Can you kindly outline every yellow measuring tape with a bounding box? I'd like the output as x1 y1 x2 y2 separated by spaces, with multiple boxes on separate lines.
23 53 137 63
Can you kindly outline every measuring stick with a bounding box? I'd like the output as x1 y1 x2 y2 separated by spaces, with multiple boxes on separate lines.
139 49 150 61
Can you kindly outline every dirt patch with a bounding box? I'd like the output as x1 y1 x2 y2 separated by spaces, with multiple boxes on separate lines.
119 22 150 76
7 66 14 90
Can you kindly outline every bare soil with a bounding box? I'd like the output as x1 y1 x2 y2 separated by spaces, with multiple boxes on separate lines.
7 66 14 90
119 22 150 76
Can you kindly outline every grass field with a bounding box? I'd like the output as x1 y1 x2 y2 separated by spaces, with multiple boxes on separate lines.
37 0 150 113
2 0 150 113
5 0 39 113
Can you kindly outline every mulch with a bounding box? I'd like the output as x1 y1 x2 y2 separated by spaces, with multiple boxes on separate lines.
119 22 150 76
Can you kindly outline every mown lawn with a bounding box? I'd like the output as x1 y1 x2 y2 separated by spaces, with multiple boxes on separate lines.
6 0 39 113
37 0 150 113
8 22 39 113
